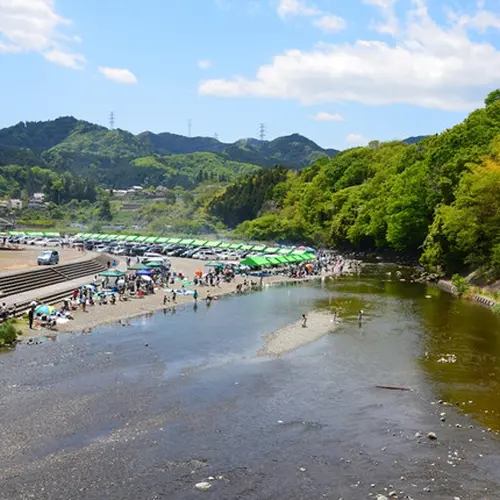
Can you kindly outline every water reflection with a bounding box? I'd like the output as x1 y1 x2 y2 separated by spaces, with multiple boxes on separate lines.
325 264 500 431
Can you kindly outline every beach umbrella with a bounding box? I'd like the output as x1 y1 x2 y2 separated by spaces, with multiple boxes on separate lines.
136 269 154 276
99 269 125 278
144 261 163 268
35 304 57 315
206 261 223 267
128 262 149 271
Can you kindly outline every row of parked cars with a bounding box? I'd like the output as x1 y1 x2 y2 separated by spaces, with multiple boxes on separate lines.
79 240 255 261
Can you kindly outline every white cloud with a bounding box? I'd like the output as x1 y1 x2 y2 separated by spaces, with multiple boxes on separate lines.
277 0 319 18
346 133 368 145
0 0 85 68
311 112 344 122
276 0 345 33
364 0 399 35
198 59 212 70
98 67 138 85
313 14 346 32
44 48 85 69
200 1 500 111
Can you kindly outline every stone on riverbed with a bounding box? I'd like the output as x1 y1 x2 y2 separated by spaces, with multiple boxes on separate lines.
195 482 212 491
427 432 437 440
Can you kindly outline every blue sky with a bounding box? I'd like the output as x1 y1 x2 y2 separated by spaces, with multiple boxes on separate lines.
1 0 500 150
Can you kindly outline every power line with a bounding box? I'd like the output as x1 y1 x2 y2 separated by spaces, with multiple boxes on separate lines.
258 122 266 141
109 111 115 130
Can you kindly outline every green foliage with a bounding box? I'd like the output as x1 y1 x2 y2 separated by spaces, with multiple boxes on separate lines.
208 166 290 227
0 320 21 346
227 92 500 277
451 274 470 297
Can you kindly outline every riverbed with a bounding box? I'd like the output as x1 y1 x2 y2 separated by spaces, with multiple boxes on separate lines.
1 266 500 499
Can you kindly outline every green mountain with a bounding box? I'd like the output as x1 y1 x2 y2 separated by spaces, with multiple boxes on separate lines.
0 117 338 173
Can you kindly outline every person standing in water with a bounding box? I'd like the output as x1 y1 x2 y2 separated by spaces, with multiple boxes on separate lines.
358 309 364 326
302 313 307 328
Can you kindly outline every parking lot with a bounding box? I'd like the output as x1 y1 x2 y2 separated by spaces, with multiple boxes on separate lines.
0 247 82 272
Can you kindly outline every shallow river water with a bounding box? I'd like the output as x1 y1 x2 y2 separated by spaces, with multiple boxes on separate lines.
2 265 500 499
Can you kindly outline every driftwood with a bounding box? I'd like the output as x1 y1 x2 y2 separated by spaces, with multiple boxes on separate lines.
376 385 412 391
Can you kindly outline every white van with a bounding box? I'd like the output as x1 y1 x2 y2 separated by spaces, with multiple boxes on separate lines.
142 253 171 267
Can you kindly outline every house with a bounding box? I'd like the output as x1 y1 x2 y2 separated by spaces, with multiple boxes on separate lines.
0 199 22 210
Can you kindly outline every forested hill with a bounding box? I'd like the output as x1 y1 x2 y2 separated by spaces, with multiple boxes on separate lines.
213 90 500 277
0 116 338 171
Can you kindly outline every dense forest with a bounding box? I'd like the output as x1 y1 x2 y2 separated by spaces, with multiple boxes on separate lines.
211 91 500 276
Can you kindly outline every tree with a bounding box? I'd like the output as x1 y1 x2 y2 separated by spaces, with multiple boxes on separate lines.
485 89 500 107
97 198 113 221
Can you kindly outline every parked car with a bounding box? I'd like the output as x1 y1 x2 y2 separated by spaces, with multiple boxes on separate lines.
38 250 59 265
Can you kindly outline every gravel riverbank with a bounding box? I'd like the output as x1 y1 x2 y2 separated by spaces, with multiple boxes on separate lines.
258 311 337 357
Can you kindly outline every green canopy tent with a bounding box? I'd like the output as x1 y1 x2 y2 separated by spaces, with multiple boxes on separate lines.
8 231 26 236
278 248 294 255
229 243 243 250
218 242 231 249
125 235 139 242
251 244 266 252
267 256 281 266
206 241 222 248
240 256 270 267
275 256 288 264
135 236 148 243
43 232 60 237
264 247 277 253
99 269 125 278
156 237 170 243
168 237 182 244
128 263 149 271
115 235 127 241
144 236 159 243
95 234 108 241
287 255 302 263
26 231 44 237
79 233 90 239
240 244 253 251
192 239 208 246
283 256 296 263
180 238 195 245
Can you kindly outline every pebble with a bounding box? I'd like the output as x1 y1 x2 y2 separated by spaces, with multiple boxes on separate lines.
195 482 211 491
414 432 422 438
427 432 437 440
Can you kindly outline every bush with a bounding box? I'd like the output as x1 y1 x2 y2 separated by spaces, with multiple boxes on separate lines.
451 274 470 297
0 320 21 346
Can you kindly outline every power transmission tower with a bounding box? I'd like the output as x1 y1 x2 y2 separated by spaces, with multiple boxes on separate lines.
214 133 219 141
188 119 192 137
109 111 115 130
258 122 266 141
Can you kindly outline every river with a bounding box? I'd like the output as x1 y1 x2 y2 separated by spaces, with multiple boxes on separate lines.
1 265 500 499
